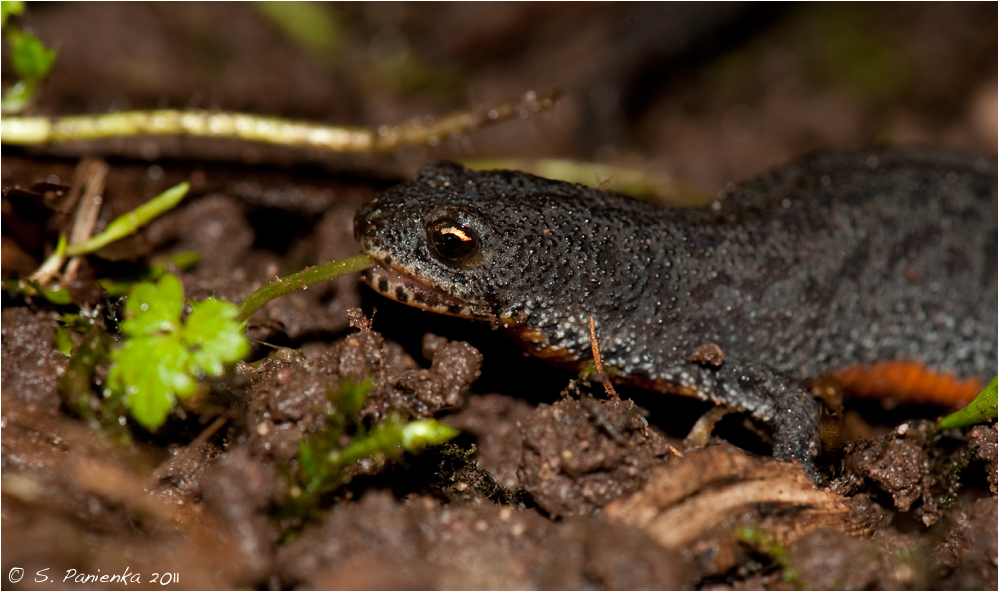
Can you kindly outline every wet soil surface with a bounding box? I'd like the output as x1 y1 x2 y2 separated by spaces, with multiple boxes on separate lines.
3 3 997 590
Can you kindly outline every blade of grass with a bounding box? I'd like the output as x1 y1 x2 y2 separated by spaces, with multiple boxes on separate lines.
939 376 998 429
64 182 190 257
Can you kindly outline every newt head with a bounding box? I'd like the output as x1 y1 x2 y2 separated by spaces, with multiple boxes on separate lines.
354 161 551 330
355 160 668 364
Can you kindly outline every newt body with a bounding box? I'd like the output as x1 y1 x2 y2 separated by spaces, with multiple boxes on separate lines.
354 149 997 478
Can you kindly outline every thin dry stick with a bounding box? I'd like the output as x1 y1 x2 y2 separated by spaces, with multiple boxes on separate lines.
29 159 108 285
588 315 620 399
586 316 683 457
65 159 109 278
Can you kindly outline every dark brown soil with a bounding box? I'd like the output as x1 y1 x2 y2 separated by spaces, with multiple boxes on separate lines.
3 3 996 590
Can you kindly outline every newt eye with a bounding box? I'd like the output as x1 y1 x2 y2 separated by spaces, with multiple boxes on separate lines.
428 219 480 265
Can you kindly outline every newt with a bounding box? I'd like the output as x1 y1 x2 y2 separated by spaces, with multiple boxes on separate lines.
353 148 997 479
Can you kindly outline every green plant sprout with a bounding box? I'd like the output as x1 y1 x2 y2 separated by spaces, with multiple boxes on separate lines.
65 182 191 256
0 91 559 151
2 181 192 304
101 253 377 430
1 1 58 113
107 274 250 429
939 375 998 429
3 168 371 432
100 253 377 430
283 379 459 527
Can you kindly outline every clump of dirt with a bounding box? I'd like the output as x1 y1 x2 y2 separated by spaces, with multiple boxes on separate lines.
931 496 998 590
365 332 485 421
199 445 284 583
244 329 408 462
243 324 481 463
789 527 926 590
446 393 536 490
146 194 257 302
276 490 689 590
967 423 997 492
835 419 981 526
518 396 673 517
143 186 373 342
1 307 67 414
1 394 256 589
784 490 997 591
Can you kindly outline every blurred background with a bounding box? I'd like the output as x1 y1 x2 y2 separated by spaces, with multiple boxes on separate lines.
3 1 996 190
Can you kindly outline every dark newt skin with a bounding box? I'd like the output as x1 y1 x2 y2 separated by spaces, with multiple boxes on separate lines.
353 148 998 480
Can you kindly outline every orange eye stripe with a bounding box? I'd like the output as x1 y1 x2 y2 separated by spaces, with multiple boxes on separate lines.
442 227 472 241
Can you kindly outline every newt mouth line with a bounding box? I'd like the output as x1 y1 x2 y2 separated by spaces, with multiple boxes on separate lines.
361 263 480 320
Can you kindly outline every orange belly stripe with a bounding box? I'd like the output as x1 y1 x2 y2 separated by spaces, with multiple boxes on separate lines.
833 361 982 408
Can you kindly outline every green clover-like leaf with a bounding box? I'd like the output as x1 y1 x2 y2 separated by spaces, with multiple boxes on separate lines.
110 274 251 430
10 32 57 83
109 334 195 430
120 274 184 337
185 297 250 377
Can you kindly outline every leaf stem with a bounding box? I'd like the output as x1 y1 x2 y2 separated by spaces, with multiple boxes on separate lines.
0 91 560 150
237 253 376 322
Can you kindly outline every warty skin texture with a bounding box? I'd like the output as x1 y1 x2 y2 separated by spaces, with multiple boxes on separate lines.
354 149 998 480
